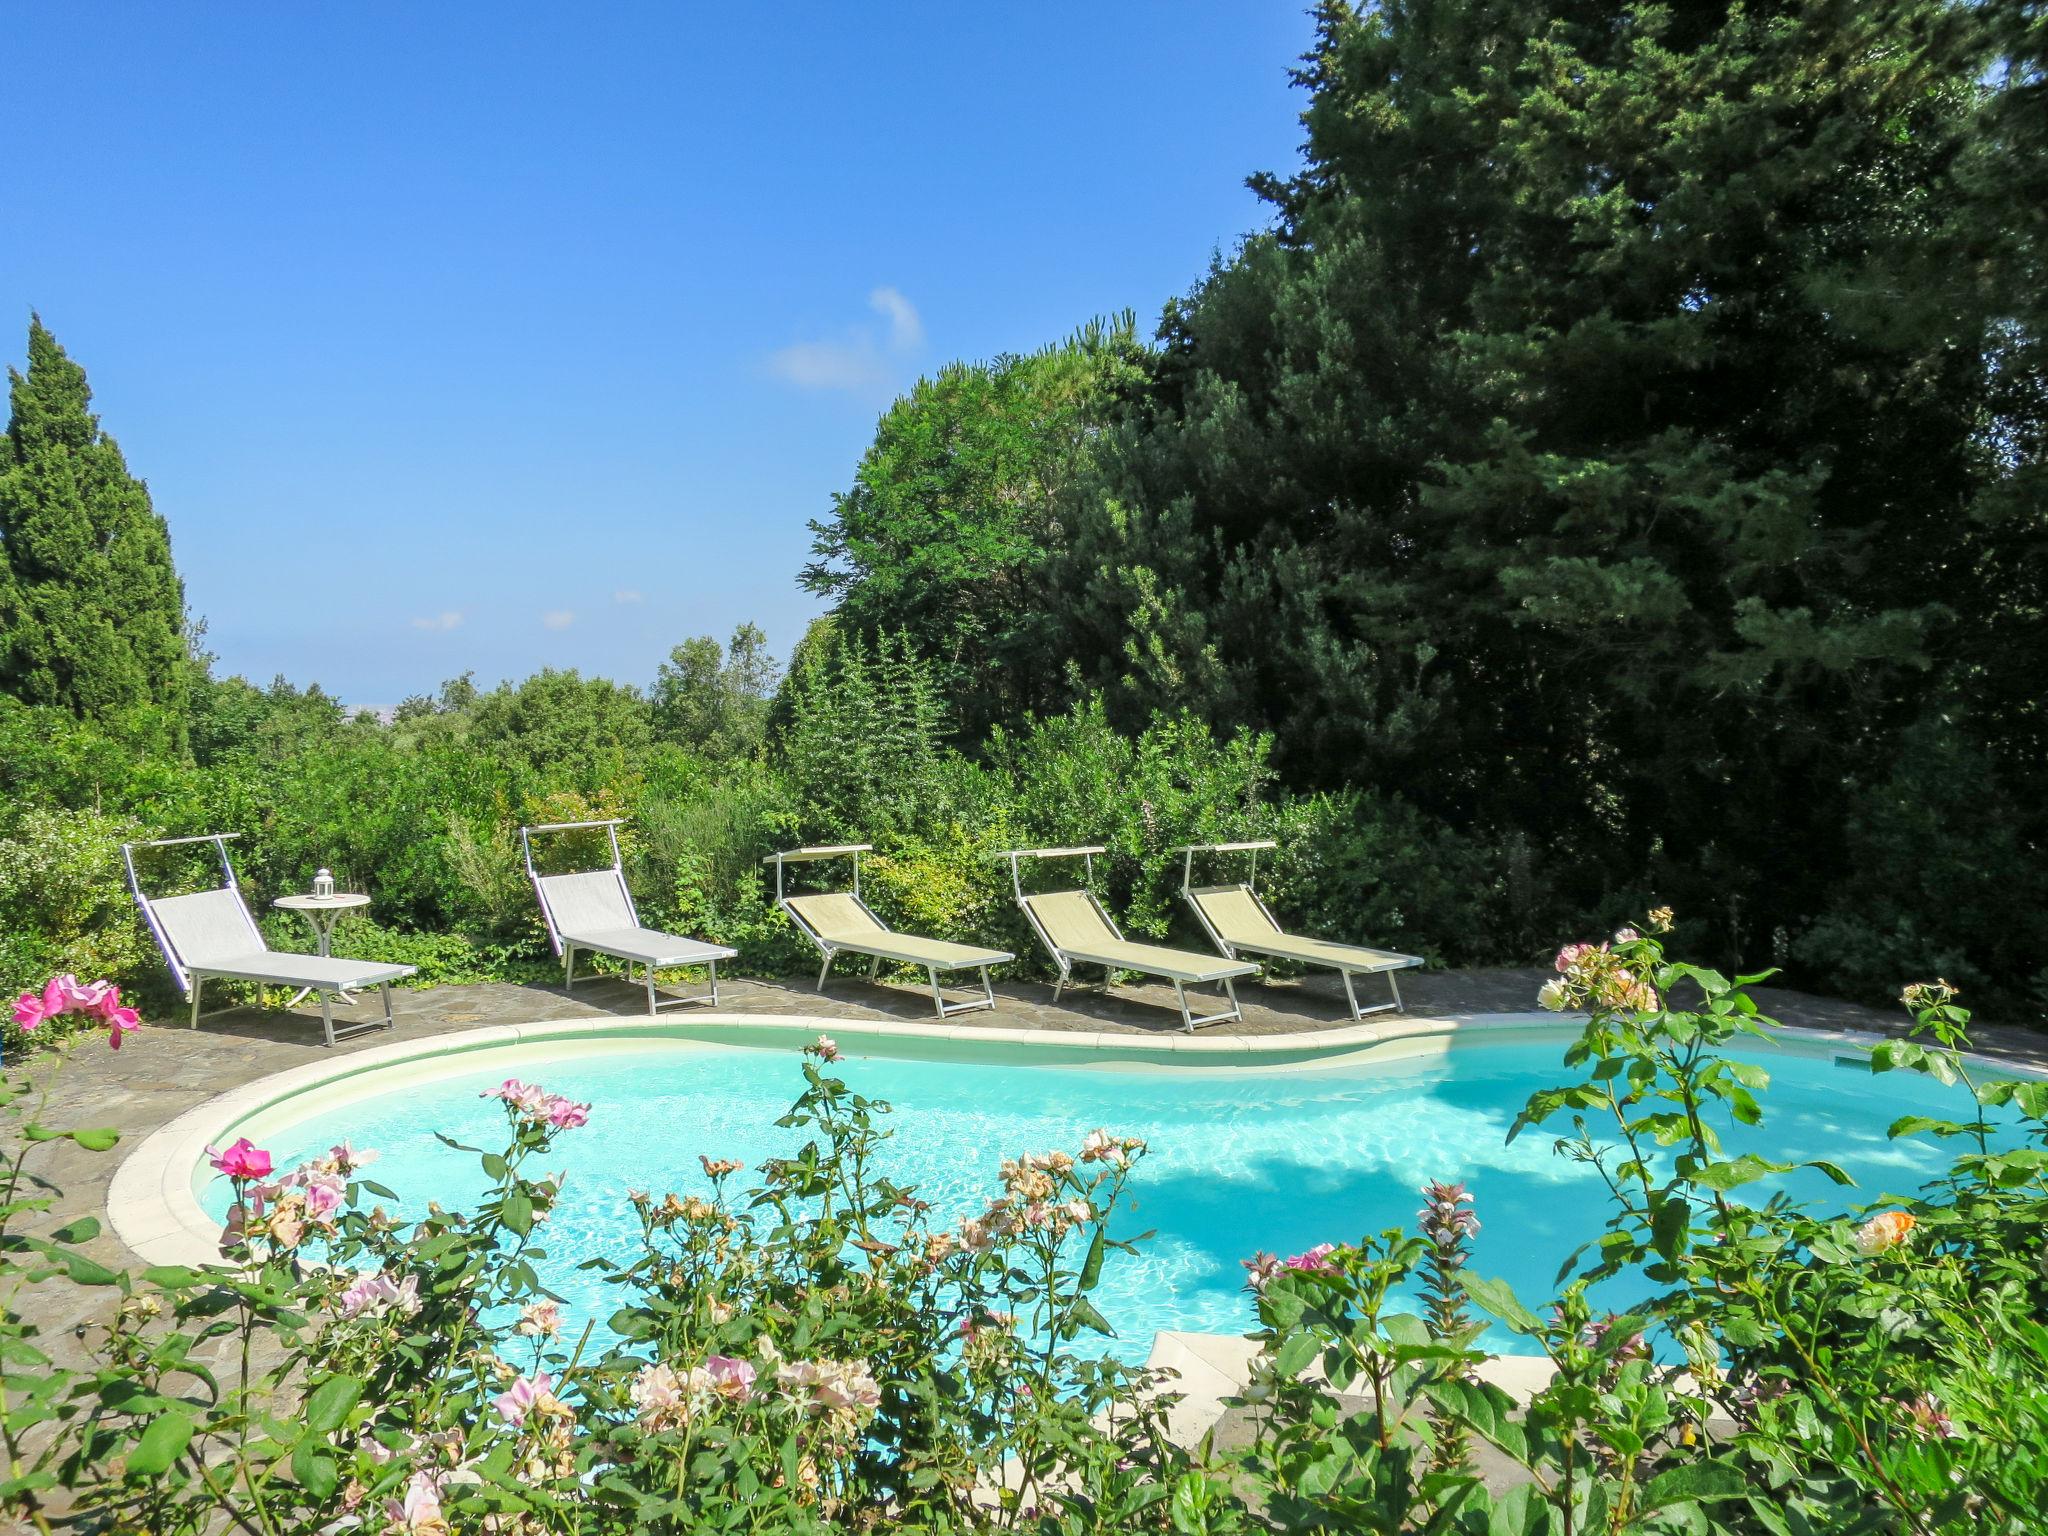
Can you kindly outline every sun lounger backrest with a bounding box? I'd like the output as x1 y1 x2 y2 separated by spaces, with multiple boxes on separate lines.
536 870 635 938
1189 885 1282 948
785 892 886 941
1023 890 1119 952
151 887 267 968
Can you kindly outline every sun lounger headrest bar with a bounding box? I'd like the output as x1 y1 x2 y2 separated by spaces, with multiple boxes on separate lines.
767 843 873 901
1178 838 1280 893
122 831 244 925
518 819 626 883
996 845 1107 901
121 832 243 893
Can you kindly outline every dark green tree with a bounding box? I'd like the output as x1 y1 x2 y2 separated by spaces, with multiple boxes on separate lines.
801 316 1150 741
1042 0 2046 996
0 317 190 741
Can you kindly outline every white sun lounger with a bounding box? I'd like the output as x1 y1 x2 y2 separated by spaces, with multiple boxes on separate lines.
520 819 737 1015
769 844 1014 1017
1001 846 1258 1032
1178 840 1422 1019
122 834 413 1048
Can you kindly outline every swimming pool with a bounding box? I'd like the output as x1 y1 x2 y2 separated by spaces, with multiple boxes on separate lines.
196 1027 2008 1360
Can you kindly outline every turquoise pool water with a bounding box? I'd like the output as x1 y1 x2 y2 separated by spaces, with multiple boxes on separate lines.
204 1036 2003 1359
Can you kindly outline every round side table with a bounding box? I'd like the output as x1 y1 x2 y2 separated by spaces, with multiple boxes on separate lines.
273 892 371 1004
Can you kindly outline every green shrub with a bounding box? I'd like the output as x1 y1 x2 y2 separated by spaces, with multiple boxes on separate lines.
1798 715 2048 1017
263 915 550 989
983 699 1278 947
1254 790 1504 967
0 807 170 1040
775 629 957 841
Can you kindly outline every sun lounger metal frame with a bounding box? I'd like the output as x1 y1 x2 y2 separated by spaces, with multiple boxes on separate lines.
1000 846 1257 1032
520 819 737 1015
122 833 412 1047
769 844 1013 1017
1176 840 1421 1019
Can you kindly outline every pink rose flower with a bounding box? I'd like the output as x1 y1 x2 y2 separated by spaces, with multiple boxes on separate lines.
482 1079 589 1131
481 1078 548 1115
338 1270 420 1319
102 1002 142 1050
1555 943 1596 973
543 1095 590 1130
325 1141 375 1173
65 977 114 1012
1281 1242 1342 1277
516 1301 563 1338
299 1171 348 1219
208 1138 274 1181
630 1363 694 1429
13 976 141 1048
491 1371 555 1426
385 1470 444 1533
705 1355 755 1401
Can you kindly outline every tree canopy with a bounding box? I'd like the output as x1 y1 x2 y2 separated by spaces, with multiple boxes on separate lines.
801 315 1150 741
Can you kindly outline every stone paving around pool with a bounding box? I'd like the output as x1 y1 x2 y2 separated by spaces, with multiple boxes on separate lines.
5 963 2038 1426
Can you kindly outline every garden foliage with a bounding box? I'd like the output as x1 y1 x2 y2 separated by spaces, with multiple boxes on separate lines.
0 595 1437 1037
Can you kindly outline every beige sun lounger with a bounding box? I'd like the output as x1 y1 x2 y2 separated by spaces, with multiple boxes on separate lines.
770 845 1013 1017
1179 841 1422 1019
522 820 737 1015
123 834 413 1047
1003 846 1258 1032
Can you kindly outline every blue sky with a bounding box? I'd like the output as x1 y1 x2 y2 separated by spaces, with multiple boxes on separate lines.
1 5 1314 710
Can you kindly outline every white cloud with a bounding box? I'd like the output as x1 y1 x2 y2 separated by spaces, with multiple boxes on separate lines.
542 609 575 631
411 611 463 632
766 287 923 393
869 286 923 350
766 339 889 392
613 588 644 605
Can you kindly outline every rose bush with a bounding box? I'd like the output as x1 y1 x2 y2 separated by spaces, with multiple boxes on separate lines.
1 941 2044 1533
0 1029 1196 1534
1225 924 2048 1533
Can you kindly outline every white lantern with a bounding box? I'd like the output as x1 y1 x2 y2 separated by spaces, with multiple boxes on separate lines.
313 868 335 899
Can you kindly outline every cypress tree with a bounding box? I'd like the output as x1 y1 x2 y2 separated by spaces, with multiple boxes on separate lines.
0 317 190 741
